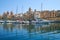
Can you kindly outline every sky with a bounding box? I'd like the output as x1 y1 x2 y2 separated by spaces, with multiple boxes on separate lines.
0 0 60 14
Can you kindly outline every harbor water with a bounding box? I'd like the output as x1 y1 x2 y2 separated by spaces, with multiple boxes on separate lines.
0 23 60 40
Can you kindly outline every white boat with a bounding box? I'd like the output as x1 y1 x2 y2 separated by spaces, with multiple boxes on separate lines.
32 19 50 24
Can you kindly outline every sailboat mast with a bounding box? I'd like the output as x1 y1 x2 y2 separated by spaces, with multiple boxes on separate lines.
20 5 23 15
21 5 24 20
41 3 43 12
16 5 18 14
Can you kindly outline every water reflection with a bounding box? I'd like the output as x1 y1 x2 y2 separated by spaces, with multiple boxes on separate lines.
1 23 60 34
0 23 60 40
3 23 15 32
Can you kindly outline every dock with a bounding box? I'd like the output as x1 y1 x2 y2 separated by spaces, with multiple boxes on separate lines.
0 20 60 24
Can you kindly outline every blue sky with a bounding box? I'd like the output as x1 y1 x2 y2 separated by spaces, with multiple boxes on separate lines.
0 0 60 14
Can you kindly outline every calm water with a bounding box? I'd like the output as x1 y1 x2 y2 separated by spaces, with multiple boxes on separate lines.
0 23 60 40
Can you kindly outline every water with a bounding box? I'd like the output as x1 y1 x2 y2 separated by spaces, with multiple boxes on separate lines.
0 23 60 40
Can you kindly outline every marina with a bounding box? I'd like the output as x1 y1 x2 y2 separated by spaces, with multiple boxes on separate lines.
0 0 60 40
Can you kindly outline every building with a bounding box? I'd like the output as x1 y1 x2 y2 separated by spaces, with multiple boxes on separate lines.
34 9 40 20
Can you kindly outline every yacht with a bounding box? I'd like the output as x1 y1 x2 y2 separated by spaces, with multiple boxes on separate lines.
32 18 50 24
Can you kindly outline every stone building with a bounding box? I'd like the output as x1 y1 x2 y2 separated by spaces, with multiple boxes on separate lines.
40 10 50 19
40 10 57 19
